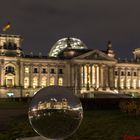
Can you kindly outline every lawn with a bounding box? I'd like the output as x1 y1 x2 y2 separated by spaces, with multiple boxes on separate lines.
0 101 140 140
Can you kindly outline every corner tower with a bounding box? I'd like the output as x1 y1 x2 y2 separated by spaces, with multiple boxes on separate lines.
0 34 23 57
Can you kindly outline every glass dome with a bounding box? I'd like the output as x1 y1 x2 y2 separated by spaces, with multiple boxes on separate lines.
48 37 88 57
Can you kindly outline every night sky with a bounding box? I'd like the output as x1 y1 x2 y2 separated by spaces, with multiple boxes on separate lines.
0 0 140 59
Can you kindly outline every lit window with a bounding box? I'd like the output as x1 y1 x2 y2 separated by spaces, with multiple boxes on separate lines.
84 65 87 84
120 79 124 89
50 77 55 85
41 77 47 87
126 79 130 89
138 80 140 88
33 77 38 88
24 77 29 88
133 79 137 89
6 79 14 87
7 93 14 97
25 67 29 73
115 78 118 88
58 77 63 86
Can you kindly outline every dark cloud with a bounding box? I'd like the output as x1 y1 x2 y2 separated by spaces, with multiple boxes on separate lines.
0 0 140 58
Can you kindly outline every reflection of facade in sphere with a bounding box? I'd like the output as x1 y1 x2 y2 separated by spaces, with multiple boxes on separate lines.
28 86 83 140
38 98 69 110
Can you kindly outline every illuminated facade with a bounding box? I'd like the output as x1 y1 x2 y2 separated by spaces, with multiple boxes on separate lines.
0 34 140 97
37 98 69 110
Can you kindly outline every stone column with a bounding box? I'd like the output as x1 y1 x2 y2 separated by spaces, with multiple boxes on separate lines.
77 64 81 91
29 65 33 88
131 69 133 89
125 68 127 89
38 65 41 87
102 65 106 89
90 64 92 87
118 68 121 89
96 65 99 88
74 64 78 94
47 64 50 86
104 65 109 88
83 65 85 87
80 65 82 87
71 64 75 88
65 64 71 87
15 62 19 87
137 69 139 89
20 62 24 87
92 65 95 88
1 60 4 86
108 66 114 89
55 65 58 86
99 64 103 89
86 65 90 90
94 65 97 88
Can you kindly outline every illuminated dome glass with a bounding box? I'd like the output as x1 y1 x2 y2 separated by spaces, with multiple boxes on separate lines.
49 37 88 57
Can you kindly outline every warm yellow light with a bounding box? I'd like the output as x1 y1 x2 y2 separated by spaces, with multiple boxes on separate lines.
96 66 99 88
58 77 63 86
33 77 38 88
92 65 95 85
133 79 137 89
41 77 47 87
25 67 29 73
24 77 29 88
126 79 130 89
50 77 55 85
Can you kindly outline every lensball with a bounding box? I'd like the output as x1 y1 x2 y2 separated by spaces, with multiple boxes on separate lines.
28 86 83 140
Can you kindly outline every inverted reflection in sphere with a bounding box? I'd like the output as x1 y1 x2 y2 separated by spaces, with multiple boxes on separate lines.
28 86 83 140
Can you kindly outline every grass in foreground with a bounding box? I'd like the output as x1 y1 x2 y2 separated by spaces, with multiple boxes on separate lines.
1 101 140 140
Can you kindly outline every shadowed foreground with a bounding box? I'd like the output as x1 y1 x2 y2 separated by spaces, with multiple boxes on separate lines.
0 101 140 140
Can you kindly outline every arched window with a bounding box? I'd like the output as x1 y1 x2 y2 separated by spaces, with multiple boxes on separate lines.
58 77 63 86
50 77 55 85
33 77 38 88
133 79 137 89
115 78 118 88
120 79 124 89
138 80 140 88
24 67 29 73
5 66 15 74
24 77 29 88
41 77 47 87
126 79 130 89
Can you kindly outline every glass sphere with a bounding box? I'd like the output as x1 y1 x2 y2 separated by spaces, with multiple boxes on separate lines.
28 86 83 140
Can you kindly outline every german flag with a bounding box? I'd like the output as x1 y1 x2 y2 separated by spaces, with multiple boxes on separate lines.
2 22 11 32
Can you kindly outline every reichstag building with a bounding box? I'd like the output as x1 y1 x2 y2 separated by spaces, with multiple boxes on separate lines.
0 34 140 98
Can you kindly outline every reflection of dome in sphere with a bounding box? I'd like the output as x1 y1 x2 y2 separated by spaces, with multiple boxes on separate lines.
49 37 88 57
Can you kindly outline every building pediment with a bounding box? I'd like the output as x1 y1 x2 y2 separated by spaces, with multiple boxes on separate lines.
73 49 116 61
